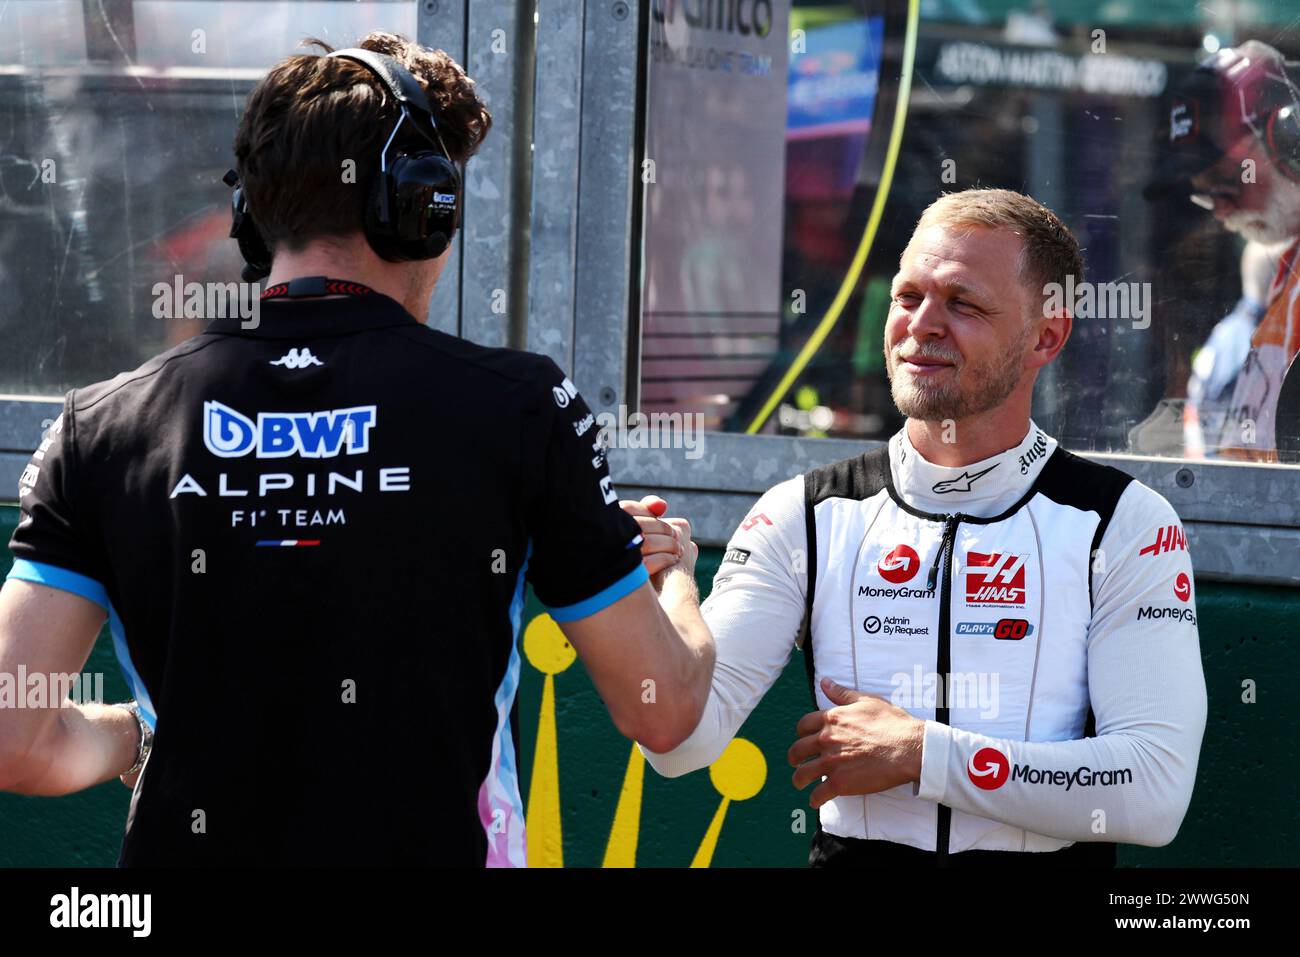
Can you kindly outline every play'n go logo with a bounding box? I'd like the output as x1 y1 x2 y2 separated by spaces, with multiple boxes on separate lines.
203 400 376 459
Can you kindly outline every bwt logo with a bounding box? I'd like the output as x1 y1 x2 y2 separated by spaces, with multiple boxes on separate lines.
203 401 376 459
965 551 1027 604
967 747 1010 790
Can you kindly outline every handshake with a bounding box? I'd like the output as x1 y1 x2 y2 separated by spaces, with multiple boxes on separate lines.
618 495 698 591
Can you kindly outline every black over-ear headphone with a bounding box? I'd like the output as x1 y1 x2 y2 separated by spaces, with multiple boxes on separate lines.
224 47 462 282
1265 98 1300 184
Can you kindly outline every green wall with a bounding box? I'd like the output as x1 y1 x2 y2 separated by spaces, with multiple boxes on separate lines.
0 506 1294 867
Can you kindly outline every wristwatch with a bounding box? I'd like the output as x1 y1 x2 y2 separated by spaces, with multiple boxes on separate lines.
119 701 153 778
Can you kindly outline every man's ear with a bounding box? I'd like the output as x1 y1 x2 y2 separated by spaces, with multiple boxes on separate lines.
1025 309 1071 370
1037 309 1072 365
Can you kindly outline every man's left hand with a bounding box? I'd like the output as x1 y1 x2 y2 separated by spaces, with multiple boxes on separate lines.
788 677 926 809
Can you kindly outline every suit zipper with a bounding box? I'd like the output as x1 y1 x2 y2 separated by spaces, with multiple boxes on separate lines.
927 514 961 865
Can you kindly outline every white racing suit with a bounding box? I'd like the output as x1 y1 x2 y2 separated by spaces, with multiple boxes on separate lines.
642 422 1207 863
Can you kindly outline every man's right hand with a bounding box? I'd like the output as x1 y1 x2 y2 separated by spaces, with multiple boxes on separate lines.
559 496 713 754
620 495 697 590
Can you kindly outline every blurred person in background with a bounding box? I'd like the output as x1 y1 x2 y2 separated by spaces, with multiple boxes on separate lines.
1183 240 1285 457
1146 40 1300 460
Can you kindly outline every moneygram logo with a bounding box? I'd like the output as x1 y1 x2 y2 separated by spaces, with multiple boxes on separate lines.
1137 605 1197 624
878 544 920 584
965 551 1027 604
968 748 1134 791
1173 572 1191 602
857 584 935 600
967 747 1010 790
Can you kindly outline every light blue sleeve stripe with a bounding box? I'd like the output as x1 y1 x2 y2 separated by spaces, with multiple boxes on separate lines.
6 559 110 611
546 563 649 623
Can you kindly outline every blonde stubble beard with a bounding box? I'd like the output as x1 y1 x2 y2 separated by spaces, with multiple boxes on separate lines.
885 320 1035 423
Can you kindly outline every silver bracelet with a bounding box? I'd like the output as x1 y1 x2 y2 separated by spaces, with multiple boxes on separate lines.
118 701 153 777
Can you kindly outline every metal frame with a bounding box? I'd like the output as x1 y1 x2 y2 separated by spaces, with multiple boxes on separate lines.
560 2 1300 587
420 0 465 336
1 0 1297 588
607 435 1300 587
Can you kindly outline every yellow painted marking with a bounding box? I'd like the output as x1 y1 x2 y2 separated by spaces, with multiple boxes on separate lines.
690 739 767 867
523 615 573 868
602 744 646 867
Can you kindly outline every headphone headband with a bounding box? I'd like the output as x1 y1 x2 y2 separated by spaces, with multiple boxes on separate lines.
326 48 452 157
226 45 462 281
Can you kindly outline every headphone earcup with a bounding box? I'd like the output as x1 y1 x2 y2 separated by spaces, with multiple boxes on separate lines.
1266 104 1300 183
229 184 272 280
363 151 461 262
363 170 402 262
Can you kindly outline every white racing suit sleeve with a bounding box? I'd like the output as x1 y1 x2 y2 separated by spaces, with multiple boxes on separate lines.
639 477 807 777
915 482 1208 846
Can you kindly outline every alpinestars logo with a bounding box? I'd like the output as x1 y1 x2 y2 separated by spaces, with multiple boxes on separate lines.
965 551 1027 604
931 464 997 494
270 348 323 369
203 401 375 458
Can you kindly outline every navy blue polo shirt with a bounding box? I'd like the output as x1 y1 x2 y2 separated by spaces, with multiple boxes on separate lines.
7 285 646 866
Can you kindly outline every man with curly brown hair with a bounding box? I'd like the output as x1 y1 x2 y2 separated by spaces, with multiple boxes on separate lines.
0 32 715 866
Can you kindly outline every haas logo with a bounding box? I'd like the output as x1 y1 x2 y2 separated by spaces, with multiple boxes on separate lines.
878 544 920 584
965 551 1027 604
967 747 1010 790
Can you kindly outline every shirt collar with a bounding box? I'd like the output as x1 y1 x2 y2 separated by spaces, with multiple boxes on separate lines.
203 293 422 340
888 419 1057 517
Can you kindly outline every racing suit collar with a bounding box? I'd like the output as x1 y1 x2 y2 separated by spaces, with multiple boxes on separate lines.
890 419 1058 517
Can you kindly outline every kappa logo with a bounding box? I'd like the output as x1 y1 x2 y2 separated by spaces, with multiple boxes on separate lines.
965 551 1027 605
931 464 997 494
203 401 375 459
877 544 921 584
270 347 323 369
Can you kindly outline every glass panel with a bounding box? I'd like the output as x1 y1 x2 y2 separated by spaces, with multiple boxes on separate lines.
0 0 416 396
637 0 1300 464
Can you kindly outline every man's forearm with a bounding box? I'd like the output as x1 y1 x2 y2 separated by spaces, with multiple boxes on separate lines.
0 703 139 796
916 719 1203 847
658 566 715 737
